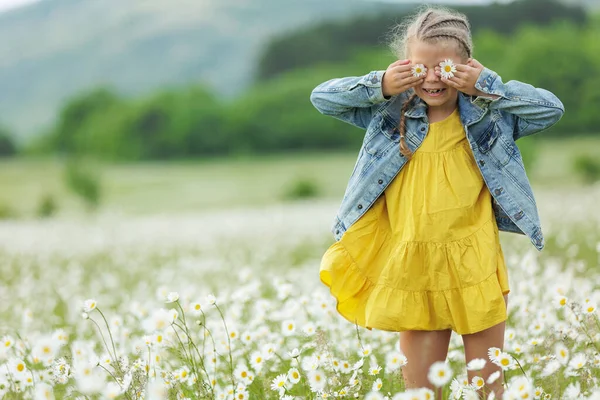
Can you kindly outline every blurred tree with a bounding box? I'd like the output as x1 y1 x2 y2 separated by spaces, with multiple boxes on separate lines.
256 0 587 81
0 126 16 157
50 87 121 154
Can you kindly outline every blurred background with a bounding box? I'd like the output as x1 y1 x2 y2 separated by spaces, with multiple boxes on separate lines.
0 0 599 219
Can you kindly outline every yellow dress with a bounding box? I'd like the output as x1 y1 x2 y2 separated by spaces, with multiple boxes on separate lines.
320 108 510 335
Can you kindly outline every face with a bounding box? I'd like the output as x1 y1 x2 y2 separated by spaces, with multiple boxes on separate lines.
408 40 467 111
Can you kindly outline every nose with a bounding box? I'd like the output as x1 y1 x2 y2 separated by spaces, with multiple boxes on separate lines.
425 66 440 83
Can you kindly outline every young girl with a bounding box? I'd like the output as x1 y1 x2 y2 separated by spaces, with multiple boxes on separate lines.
310 6 564 398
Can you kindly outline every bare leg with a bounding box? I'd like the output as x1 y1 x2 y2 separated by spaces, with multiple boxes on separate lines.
462 294 509 399
400 329 452 397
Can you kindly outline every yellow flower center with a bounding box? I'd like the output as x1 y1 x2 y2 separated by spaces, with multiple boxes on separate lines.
241 371 247 378
560 298 566 306
501 358 510 366
444 65 452 72
17 363 24 372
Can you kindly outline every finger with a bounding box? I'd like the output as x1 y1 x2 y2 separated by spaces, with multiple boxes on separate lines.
469 58 484 69
452 70 469 80
397 70 420 80
390 59 410 68
441 76 460 89
454 64 471 73
391 64 416 74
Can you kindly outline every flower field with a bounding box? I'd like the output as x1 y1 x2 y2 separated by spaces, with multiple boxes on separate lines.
1 185 600 399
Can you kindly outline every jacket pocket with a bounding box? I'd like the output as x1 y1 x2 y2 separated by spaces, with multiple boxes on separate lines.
476 121 514 167
364 116 397 157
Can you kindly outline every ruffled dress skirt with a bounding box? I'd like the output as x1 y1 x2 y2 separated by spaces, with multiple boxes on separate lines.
320 109 510 335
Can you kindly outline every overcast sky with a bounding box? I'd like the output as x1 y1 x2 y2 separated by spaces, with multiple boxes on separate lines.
0 0 510 13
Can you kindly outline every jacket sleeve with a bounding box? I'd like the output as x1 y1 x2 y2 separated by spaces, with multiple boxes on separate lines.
309 70 392 130
470 67 565 141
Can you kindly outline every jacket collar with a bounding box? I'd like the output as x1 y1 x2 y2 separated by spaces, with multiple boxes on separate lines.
401 91 487 127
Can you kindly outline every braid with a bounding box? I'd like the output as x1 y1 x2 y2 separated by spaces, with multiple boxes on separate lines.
399 94 418 160
388 6 473 62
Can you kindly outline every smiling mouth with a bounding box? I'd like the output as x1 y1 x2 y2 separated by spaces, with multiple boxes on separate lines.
423 88 446 94
422 88 446 97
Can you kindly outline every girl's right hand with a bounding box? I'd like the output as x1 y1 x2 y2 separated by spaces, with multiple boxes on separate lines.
382 59 425 98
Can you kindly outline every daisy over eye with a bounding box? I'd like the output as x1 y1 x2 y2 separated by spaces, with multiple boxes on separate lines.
439 59 457 79
411 64 427 78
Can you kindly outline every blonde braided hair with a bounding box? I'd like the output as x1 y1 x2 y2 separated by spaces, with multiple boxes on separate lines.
388 6 473 159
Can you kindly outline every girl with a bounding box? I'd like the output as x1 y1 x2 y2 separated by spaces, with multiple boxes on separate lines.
310 6 564 398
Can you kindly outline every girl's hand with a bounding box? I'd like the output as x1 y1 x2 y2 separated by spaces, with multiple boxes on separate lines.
382 59 425 98
435 58 491 97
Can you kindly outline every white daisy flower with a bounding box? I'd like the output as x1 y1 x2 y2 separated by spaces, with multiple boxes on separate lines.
487 370 501 384
281 320 296 336
462 388 479 400
287 367 301 384
471 376 485 390
386 352 408 371
82 299 97 313
165 292 179 303
270 373 287 392
555 342 570 365
493 352 515 370
569 353 586 370
411 64 427 78
372 378 383 391
466 358 486 371
428 361 452 387
488 347 502 363
554 296 569 308
308 369 326 392
540 360 561 377
365 391 385 400
249 351 264 372
206 294 216 305
368 364 381 376
439 59 457 79
507 376 533 399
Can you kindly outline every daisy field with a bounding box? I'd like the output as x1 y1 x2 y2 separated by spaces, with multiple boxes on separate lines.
0 184 599 399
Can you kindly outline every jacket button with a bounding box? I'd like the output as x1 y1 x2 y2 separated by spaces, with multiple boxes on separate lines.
420 127 426 132
335 230 340 235
378 179 383 184
358 204 363 209
513 210 524 220
494 188 502 195
478 159 485 166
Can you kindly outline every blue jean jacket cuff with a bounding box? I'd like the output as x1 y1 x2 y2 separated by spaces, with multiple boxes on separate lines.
472 67 502 108
359 70 387 104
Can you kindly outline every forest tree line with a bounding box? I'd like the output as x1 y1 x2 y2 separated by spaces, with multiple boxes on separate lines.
6 0 596 160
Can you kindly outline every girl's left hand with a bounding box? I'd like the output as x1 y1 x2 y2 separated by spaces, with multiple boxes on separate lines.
435 58 487 97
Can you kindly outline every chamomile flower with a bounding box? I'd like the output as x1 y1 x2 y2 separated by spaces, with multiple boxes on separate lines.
83 299 97 313
308 369 326 392
372 378 383 391
270 373 287 392
368 364 381 376
386 352 408 371
428 361 452 387
471 376 485 390
287 367 301 384
488 347 502 363
487 370 501 385
165 292 179 303
466 358 486 371
555 342 570 365
411 64 427 78
494 352 515 370
569 353 586 370
439 59 457 79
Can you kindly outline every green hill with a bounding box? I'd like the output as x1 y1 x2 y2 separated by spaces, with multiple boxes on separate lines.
0 0 402 140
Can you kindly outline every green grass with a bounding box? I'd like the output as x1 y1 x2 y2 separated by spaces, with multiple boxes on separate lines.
0 135 598 217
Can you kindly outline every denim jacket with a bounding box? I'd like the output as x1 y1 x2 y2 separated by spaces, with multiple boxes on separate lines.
310 67 564 251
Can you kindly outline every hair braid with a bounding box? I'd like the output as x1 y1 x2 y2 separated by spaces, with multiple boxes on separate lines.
398 93 418 160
